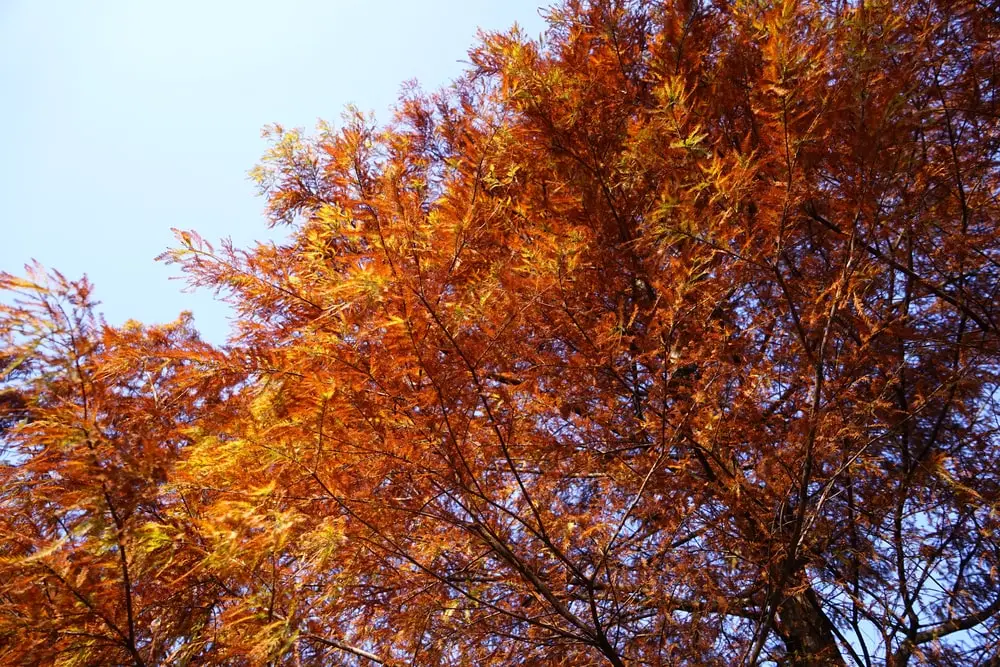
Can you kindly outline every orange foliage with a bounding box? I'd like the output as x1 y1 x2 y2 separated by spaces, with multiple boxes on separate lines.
3 2 1000 664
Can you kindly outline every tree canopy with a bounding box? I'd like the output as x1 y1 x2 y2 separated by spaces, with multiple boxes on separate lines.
2 1 1000 664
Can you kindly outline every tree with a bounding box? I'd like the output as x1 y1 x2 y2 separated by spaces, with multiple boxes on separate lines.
2 0 1000 664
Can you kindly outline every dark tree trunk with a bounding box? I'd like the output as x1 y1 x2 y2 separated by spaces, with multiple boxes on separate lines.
774 588 846 666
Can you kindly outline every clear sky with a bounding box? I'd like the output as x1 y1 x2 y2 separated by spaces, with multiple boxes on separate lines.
1 0 547 343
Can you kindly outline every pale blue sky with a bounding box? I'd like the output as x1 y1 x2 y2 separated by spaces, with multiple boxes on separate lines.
1 1 546 342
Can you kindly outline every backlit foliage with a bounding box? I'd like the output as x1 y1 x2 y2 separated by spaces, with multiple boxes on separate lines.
3 1 1000 664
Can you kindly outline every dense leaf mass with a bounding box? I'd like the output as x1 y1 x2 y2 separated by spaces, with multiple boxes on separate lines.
3 1 1000 664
